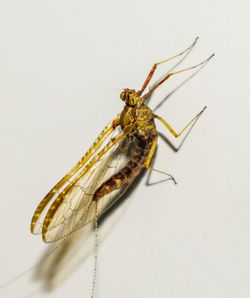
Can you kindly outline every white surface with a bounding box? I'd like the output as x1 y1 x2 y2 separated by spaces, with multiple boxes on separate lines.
0 1 249 298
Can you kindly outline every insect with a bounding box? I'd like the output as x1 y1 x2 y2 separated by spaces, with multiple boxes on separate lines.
0 40 213 298
30 39 214 244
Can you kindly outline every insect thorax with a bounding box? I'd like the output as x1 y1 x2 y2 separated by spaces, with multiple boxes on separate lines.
120 104 157 138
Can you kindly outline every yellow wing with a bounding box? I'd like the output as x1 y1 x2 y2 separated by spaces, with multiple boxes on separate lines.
30 116 120 235
31 116 137 242
43 137 133 242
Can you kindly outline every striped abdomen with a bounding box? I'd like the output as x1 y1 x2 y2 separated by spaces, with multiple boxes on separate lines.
93 136 155 201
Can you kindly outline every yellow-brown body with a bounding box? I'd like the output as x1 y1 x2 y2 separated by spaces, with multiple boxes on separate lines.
93 95 158 201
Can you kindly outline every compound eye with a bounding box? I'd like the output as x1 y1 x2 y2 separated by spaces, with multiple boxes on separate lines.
120 90 126 101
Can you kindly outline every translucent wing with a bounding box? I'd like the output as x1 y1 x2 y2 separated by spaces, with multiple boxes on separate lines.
32 121 136 242
31 116 120 235
43 137 133 242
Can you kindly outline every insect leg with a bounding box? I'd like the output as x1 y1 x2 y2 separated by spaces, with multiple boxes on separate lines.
146 167 177 185
143 54 214 99
138 38 199 95
153 106 206 138
144 137 158 168
145 139 177 185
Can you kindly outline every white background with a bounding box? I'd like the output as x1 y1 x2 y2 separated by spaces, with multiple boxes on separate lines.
0 1 249 298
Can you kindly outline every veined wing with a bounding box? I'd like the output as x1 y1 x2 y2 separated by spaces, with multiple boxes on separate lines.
43 136 134 242
31 115 120 235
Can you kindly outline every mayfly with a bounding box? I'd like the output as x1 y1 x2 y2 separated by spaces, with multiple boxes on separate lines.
27 40 214 298
31 40 213 244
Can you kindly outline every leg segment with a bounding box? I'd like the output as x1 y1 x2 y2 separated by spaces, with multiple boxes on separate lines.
144 136 158 168
138 38 199 95
143 54 214 99
144 139 177 185
154 106 206 138
147 167 177 185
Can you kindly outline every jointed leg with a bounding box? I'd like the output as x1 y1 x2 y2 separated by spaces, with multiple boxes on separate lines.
145 137 158 168
143 54 214 100
145 138 177 185
138 38 199 95
154 106 206 138
147 167 177 185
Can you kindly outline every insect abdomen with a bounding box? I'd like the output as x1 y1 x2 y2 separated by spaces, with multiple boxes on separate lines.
92 137 154 201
